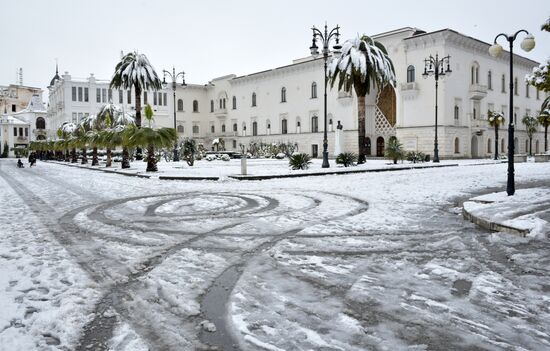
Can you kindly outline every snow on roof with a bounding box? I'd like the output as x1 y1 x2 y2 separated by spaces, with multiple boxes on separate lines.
25 94 47 112
0 114 29 125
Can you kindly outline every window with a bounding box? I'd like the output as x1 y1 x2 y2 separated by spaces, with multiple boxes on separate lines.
153 92 157 105
406 65 415 83
13 127 17 136
219 99 222 109
454 138 460 154
222 124 226 133
473 108 477 120
252 121 258 136
536 88 540 100
211 125 215 133
97 88 101 103
108 89 112 102
177 125 184 133
158 92 162 106
177 99 183 111
193 100 199 112
514 77 518 95
102 88 107 103
78 87 83 101
526 83 530 98
36 117 46 129
143 91 148 105
252 92 256 107
312 144 318 158
232 96 237 110
488 139 492 153
501 139 505 153
311 82 318 98
281 87 286 103
192 125 199 134
11 104 16 112
281 119 288 134
232 140 237 148
211 100 214 112
471 63 479 84
78 112 83 122
222 98 226 109
119 90 123 104
163 93 167 106
501 75 506 93
24 128 28 137
72 87 77 101
233 123 238 132
84 88 89 102
454 105 459 120
127 90 131 104
311 116 319 133
72 112 77 123
487 71 492 90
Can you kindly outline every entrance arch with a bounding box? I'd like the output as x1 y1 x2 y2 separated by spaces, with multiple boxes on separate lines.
471 135 479 158
377 86 396 126
376 137 385 157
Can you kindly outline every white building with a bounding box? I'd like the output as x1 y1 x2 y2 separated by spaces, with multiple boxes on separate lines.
47 65 171 138
47 27 548 158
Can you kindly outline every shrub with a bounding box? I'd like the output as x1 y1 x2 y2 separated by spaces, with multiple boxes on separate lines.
275 152 286 159
205 154 216 161
384 138 404 164
1 142 8 158
336 152 357 167
406 151 426 163
289 153 312 170
220 154 230 161
182 139 197 166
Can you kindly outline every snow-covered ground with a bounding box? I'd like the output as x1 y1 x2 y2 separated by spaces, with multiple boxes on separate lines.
0 158 549 350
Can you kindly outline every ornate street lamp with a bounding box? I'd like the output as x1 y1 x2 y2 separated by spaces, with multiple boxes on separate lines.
163 67 186 162
489 30 535 196
422 53 452 163
309 23 341 168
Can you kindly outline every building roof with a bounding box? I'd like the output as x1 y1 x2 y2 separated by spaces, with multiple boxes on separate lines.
0 114 29 125
49 63 61 87
25 94 47 112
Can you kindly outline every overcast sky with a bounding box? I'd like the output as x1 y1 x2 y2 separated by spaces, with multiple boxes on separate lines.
2 0 548 94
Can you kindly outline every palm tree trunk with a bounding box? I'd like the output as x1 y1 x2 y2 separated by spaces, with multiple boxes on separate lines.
146 144 157 172
122 147 130 169
529 137 532 156
92 147 99 166
357 95 367 163
134 86 143 160
106 148 112 168
71 148 77 163
81 148 88 164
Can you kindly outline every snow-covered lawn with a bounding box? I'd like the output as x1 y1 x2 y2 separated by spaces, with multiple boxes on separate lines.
0 158 549 350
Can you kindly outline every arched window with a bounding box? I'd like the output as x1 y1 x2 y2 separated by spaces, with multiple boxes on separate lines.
311 116 319 133
36 117 46 129
177 99 184 111
219 99 222 109
406 65 415 83
488 138 492 153
252 92 257 107
232 96 237 109
177 125 184 133
281 87 286 103
471 62 479 84
454 106 459 120
211 125 215 133
311 82 317 98
487 71 492 90
252 121 258 136
210 100 214 112
501 139 505 153
221 124 226 133
501 74 506 93
297 121 301 127
525 83 530 98
193 100 199 112
192 125 199 134
233 123 238 132
281 119 288 134
514 77 518 95
454 138 460 154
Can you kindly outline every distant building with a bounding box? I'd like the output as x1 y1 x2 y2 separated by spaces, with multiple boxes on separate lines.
46 27 548 158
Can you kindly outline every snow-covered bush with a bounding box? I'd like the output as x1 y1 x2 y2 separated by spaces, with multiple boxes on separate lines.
336 152 357 167
220 154 230 161
289 153 312 170
205 154 216 161
406 151 426 163
275 152 286 159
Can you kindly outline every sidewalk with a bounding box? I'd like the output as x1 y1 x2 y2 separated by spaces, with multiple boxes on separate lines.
463 187 550 238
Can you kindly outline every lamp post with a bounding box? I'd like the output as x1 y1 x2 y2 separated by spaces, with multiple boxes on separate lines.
309 23 341 168
422 54 452 163
489 30 535 196
162 67 186 162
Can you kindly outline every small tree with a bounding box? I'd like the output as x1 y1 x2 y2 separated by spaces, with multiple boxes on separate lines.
521 115 539 156
488 110 505 159
182 138 197 166
384 137 404 164
1 141 8 158
538 109 550 152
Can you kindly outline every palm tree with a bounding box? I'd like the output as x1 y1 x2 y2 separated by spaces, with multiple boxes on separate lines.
109 51 162 160
384 137 404 164
537 107 550 153
522 115 539 156
59 122 78 162
126 104 177 172
329 34 395 163
111 108 135 169
488 110 505 160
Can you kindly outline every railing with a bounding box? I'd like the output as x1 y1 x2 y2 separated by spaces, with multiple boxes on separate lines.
469 84 488 100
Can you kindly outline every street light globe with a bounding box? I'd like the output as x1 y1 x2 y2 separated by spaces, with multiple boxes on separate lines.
489 44 503 57
520 34 535 52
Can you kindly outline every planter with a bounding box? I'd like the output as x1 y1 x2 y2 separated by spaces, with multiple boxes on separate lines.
513 154 527 163
534 154 549 163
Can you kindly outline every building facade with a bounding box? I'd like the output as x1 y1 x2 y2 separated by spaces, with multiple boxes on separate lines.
47 27 548 158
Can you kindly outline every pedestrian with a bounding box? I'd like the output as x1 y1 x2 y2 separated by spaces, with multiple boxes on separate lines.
17 158 24 168
28 152 37 167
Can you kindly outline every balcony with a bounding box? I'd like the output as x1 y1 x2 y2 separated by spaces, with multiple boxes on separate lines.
400 82 419 99
16 136 29 143
214 108 227 118
469 84 487 100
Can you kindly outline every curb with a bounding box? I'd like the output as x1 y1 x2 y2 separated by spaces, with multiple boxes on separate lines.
462 200 529 237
